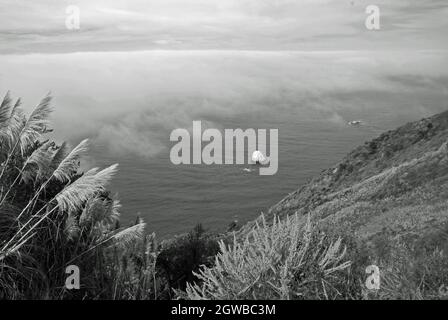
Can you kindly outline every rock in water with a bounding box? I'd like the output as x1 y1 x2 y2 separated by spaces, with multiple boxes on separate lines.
348 120 362 126
252 150 266 164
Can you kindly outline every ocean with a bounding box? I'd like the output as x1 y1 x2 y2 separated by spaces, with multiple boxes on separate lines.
1 50 447 237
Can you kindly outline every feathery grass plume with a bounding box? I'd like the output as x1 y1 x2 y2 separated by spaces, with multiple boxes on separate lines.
109 221 146 250
108 199 122 223
9 139 88 222
0 91 12 129
79 197 103 227
0 93 23 152
50 142 68 170
55 164 118 213
22 140 56 182
89 198 108 224
9 97 22 120
5 140 104 248
97 198 121 225
65 219 146 264
18 94 53 155
52 139 88 183
1 93 158 299
79 197 120 227
0 94 51 183
0 98 24 152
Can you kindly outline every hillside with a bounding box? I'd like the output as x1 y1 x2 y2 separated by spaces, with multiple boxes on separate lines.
241 110 448 247
188 110 448 300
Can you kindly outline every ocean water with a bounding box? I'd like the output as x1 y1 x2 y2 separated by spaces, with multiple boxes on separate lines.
1 50 447 237
92 115 381 238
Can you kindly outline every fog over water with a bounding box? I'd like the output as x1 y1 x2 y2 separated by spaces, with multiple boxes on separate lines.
1 0 448 236
1 50 447 236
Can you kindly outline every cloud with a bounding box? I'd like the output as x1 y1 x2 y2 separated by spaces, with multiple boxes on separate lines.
95 114 167 158
0 0 447 53
1 50 447 159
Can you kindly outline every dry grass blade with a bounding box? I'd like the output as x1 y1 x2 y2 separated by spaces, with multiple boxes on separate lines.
52 139 88 183
109 222 146 249
50 142 68 170
55 164 118 213
1 98 24 151
0 91 12 128
23 141 55 181
19 94 53 154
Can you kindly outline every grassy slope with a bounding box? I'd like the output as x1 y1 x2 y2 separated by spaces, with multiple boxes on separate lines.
242 110 448 246
186 111 448 300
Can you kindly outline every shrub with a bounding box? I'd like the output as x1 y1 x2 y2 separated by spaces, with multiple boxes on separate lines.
156 224 220 297
181 214 351 300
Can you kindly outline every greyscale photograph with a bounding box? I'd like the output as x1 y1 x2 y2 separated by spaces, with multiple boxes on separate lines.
1 0 448 303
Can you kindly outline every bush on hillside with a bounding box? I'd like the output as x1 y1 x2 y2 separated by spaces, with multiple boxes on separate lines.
181 214 352 300
156 224 220 296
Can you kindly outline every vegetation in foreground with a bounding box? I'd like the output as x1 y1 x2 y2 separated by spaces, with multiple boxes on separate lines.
1 92 448 300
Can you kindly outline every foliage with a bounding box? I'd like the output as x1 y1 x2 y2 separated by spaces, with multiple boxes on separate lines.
362 226 448 300
0 92 151 299
182 214 351 300
156 224 220 297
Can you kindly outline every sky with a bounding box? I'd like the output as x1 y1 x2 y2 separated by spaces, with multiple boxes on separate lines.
0 0 447 159
0 0 447 53
1 1 448 231
1 50 447 160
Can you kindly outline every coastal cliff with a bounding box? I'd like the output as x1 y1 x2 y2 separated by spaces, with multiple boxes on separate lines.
242 110 448 246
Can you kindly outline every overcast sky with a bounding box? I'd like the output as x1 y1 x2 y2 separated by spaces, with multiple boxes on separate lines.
0 0 447 169
0 0 447 53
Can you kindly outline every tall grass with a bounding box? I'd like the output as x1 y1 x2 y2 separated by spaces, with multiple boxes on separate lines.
0 92 149 299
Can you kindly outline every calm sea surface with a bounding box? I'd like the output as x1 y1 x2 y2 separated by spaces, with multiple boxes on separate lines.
1 50 447 237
